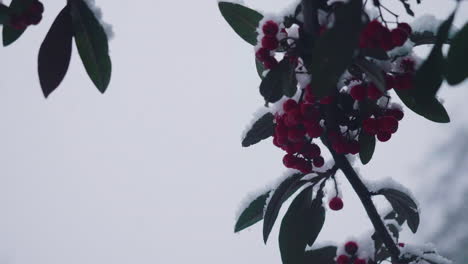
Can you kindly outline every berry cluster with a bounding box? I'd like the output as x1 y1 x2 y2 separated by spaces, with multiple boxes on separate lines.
360 20 412 51
9 0 44 30
337 241 368 264
255 20 287 69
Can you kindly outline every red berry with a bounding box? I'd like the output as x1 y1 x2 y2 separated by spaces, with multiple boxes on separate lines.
262 20 279 36
284 109 303 127
377 131 391 142
276 136 288 147
300 103 320 119
295 158 312 174
283 99 298 112
400 58 416 73
329 197 344 211
256 48 270 62
283 154 298 168
261 35 279 50
302 143 321 159
348 140 360 155
363 118 378 135
313 156 325 167
29 0 44 14
394 73 413 90
398 242 405 247
397 23 412 35
288 127 306 142
337 255 350 264
378 116 399 133
354 259 367 264
332 139 348 154
367 83 382 100
350 84 367 101
387 109 404 121
345 241 359 255
391 28 408 47
263 56 278 69
385 74 395 90
306 123 323 138
380 27 394 51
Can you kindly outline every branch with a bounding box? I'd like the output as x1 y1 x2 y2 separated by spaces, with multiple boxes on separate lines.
325 142 401 261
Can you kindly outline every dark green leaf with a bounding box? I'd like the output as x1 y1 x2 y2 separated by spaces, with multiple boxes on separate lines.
309 0 363 97
255 58 265 79
234 191 271 233
304 246 337 264
70 0 112 93
263 173 306 243
446 22 468 85
361 48 389 60
38 6 73 98
356 58 386 92
279 187 325 264
394 89 450 123
259 59 297 103
0 4 9 25
242 112 275 147
2 0 33 46
359 132 375 165
410 31 451 46
218 2 263 46
414 12 455 98
379 188 420 233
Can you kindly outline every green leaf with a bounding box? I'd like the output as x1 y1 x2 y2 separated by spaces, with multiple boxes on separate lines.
356 58 386 92
242 112 275 147
263 173 306 243
414 12 455 99
259 59 297 103
0 4 9 25
38 6 73 98
309 0 363 97
359 132 376 165
218 2 263 46
2 0 33 46
279 186 325 264
234 191 271 233
255 58 265 79
304 246 337 264
70 0 112 93
446 22 468 85
379 188 420 233
394 89 450 123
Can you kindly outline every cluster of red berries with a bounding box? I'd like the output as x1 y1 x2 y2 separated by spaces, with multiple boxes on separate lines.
9 0 44 30
329 196 344 211
360 20 412 51
273 98 326 174
255 20 284 69
337 241 368 264
362 108 403 142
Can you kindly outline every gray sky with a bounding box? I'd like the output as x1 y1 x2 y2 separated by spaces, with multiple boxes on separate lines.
0 0 467 263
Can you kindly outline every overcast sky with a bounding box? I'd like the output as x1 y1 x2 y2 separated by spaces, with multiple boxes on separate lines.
0 0 467 263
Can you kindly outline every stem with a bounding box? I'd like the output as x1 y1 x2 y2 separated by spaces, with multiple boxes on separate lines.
330 150 401 261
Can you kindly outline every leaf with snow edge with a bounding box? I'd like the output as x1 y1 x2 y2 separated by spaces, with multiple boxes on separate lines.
218 2 262 46
394 89 450 123
359 132 375 165
279 186 325 264
446 22 468 85
361 48 389 60
309 0 362 97
259 59 297 103
263 173 306 243
379 188 420 233
2 0 33 46
70 0 112 93
38 6 73 98
242 112 275 147
0 4 9 25
355 58 386 92
414 12 455 99
234 191 270 233
304 246 337 264
255 58 265 79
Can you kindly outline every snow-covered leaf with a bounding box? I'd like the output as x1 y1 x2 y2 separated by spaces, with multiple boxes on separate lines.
70 0 112 93
242 112 275 147
446 22 468 85
356 58 386 92
359 132 375 165
309 0 362 97
279 187 325 264
2 0 33 46
263 173 306 243
234 191 271 233
38 5 73 98
379 188 420 233
218 2 262 46
259 59 297 103
304 246 337 264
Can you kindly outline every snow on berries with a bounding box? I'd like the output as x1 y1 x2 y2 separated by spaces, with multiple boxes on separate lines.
9 0 44 30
